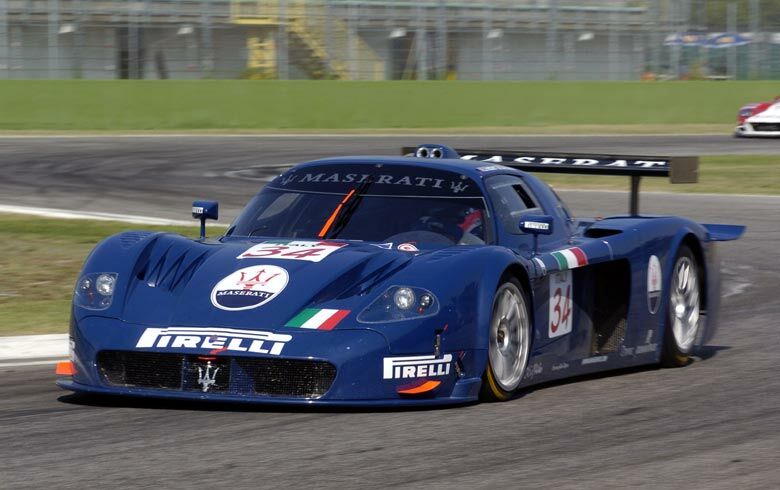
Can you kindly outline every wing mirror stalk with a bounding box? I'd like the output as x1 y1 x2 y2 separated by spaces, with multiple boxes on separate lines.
192 200 219 239
519 216 554 256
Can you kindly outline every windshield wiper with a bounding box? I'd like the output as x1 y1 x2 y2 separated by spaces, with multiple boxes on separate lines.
317 176 374 239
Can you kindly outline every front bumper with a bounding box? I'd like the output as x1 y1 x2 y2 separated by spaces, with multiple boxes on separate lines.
58 315 482 406
735 122 780 137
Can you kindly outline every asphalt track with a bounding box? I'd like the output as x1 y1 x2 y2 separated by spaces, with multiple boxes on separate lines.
1 135 779 489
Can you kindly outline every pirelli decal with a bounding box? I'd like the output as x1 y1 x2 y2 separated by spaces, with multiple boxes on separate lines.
136 327 292 356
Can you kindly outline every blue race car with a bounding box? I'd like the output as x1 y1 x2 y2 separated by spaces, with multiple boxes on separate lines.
57 144 744 406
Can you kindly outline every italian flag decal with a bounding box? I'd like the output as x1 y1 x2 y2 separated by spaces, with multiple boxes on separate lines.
551 247 588 270
286 309 350 330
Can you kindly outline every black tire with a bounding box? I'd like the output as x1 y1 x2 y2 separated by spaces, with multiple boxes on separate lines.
661 245 702 368
480 276 532 402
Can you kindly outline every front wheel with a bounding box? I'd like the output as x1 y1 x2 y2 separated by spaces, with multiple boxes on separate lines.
480 277 532 401
661 245 702 367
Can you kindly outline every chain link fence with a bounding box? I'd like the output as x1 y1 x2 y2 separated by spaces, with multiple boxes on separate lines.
1 0 780 80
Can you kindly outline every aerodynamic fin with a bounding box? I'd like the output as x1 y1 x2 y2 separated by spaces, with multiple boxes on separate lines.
403 144 699 216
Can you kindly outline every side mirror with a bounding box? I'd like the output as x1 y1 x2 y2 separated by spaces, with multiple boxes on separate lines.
519 215 554 236
192 200 219 239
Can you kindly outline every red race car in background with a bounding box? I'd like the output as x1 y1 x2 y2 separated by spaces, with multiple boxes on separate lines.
735 96 780 137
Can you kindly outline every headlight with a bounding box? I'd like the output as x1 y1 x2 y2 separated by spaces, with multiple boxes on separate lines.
74 272 118 310
393 287 415 310
358 286 439 323
95 274 116 296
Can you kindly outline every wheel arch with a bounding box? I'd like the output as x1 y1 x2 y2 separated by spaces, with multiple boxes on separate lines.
658 229 709 360
466 250 536 379
680 232 708 312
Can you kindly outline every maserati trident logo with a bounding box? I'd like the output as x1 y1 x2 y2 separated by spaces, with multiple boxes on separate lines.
210 265 289 311
197 361 220 393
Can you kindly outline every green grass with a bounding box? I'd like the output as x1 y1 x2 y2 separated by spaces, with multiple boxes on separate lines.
540 155 780 195
0 154 776 336
0 80 776 131
0 216 201 336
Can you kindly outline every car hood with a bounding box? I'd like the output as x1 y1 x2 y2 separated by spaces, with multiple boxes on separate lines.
117 234 414 329
748 102 780 121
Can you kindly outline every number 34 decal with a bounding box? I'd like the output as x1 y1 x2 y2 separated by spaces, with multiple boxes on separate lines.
237 241 347 263
548 270 573 338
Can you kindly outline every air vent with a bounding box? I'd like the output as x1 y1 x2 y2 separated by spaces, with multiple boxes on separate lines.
427 247 471 262
97 351 336 398
119 231 155 249
133 236 210 293
584 228 622 238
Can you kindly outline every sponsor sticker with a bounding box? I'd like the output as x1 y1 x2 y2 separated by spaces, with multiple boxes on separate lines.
522 220 551 231
581 355 608 365
383 354 453 380
548 270 573 338
285 308 350 330
210 265 289 311
523 361 543 380
635 329 657 354
551 362 569 372
551 247 588 271
238 240 347 262
647 255 662 314
461 154 669 170
397 242 420 252
621 331 657 357
278 171 472 195
476 165 510 173
135 327 292 356
635 343 658 354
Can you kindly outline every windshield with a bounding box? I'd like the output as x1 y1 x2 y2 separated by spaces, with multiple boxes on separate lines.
229 164 489 246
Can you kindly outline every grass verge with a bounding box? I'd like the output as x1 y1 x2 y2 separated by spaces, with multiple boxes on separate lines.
0 215 199 336
1 154 776 336
0 80 775 131
540 155 780 195
0 124 736 136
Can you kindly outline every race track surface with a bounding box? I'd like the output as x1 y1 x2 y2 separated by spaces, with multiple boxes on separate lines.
1 135 779 489
0 134 777 222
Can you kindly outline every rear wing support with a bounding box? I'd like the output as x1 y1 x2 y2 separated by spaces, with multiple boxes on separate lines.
630 175 641 216
402 145 699 216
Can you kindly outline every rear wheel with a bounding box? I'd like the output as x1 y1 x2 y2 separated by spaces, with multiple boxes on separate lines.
480 277 531 401
661 245 702 367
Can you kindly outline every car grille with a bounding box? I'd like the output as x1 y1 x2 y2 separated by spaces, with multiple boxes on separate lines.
97 351 336 398
752 122 780 132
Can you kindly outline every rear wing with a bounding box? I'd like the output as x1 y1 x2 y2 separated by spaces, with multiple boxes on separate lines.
402 145 699 216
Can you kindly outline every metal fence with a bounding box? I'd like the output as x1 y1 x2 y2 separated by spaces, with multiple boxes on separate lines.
2 0 780 80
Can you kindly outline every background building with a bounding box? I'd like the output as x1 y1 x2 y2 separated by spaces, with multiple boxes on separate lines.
1 0 778 80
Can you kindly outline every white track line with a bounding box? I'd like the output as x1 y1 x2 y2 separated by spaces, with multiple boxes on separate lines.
0 359 67 368
0 334 68 361
0 132 727 139
0 204 197 226
558 189 780 199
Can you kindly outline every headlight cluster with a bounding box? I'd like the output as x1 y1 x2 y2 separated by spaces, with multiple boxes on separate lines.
74 272 118 310
358 286 439 323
